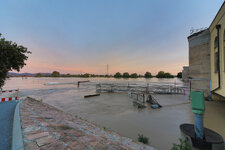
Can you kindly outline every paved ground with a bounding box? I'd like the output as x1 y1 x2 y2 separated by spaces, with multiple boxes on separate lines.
0 101 18 150
20 97 156 150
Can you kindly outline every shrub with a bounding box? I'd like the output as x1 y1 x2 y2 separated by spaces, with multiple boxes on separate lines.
171 138 191 150
138 134 149 144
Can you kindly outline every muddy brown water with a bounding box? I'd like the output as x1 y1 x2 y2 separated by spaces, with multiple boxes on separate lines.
3 77 225 150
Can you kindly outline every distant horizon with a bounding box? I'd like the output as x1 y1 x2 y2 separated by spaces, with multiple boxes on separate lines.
1 0 224 75
9 70 180 76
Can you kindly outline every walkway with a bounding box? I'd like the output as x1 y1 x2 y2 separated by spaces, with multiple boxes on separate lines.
0 101 18 150
20 97 156 150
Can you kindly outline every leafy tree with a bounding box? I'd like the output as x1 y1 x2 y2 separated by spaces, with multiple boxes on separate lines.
0 34 31 88
144 72 152 78
114 72 122 78
130 73 138 78
82 73 90 78
51 71 60 77
35 73 43 77
156 71 165 78
164 72 174 78
177 72 182 78
156 71 174 78
123 72 130 78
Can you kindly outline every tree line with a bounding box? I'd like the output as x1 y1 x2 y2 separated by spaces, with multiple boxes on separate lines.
35 71 182 79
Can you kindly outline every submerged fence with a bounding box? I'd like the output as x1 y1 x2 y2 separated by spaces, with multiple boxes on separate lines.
96 83 187 95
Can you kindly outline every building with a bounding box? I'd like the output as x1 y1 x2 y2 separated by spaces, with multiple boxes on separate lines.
187 29 211 97
182 66 189 82
209 2 225 101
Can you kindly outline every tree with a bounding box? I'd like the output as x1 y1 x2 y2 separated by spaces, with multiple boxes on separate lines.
123 72 130 78
156 71 165 78
156 71 174 78
144 72 152 78
164 73 172 78
35 73 43 77
51 71 60 77
114 72 122 78
177 72 182 78
130 73 138 78
0 34 31 88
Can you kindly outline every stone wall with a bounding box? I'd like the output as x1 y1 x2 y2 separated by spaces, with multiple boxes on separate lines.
188 29 211 97
182 66 189 82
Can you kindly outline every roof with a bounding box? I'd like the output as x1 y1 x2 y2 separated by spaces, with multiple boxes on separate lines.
187 28 209 39
209 1 225 29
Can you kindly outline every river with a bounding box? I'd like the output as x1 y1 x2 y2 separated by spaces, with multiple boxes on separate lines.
2 77 225 150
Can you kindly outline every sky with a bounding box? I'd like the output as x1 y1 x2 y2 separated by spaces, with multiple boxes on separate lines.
0 0 224 75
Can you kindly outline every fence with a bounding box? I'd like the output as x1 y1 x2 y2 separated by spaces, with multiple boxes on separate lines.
0 89 19 102
96 83 186 95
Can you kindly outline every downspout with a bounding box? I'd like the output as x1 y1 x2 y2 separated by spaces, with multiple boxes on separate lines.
212 24 221 93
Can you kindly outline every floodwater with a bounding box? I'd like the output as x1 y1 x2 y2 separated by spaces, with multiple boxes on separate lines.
3 77 225 150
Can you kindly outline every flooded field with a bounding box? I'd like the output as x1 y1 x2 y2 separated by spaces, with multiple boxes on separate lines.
2 77 225 150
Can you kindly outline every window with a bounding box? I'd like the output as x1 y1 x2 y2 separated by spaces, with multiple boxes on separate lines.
214 36 219 72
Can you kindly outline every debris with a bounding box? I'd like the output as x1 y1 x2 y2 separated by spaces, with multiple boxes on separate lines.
84 94 100 98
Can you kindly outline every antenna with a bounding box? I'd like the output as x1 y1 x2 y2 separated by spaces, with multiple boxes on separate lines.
107 64 109 75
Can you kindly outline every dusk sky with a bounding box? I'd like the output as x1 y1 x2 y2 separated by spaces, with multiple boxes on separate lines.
0 0 224 75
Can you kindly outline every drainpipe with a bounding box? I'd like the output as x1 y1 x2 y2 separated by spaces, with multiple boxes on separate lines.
212 24 221 93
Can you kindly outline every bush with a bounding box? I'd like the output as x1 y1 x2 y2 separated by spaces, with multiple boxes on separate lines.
138 134 149 144
171 138 191 150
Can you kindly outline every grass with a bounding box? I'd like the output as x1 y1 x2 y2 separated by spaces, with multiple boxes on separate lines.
138 134 149 144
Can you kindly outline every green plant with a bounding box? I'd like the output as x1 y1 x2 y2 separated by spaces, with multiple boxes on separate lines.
114 72 122 78
177 72 182 78
130 73 138 78
171 138 192 150
123 72 130 78
138 134 149 144
144 72 152 78
51 71 60 77
0 33 31 88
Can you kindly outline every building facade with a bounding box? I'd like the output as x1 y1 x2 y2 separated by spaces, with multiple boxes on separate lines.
188 29 211 97
209 2 225 100
182 66 189 82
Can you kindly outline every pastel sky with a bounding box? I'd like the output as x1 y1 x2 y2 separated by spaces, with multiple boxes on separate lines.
0 0 224 75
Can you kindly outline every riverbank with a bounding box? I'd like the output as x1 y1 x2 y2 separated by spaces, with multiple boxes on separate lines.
20 97 155 150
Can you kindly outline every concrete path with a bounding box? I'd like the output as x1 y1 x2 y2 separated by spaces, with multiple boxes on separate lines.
0 101 18 150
